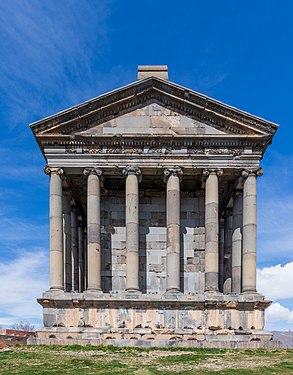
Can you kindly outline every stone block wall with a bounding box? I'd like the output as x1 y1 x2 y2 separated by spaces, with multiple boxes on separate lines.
42 301 265 333
100 193 125 292
101 191 205 294
82 103 225 136
181 193 205 294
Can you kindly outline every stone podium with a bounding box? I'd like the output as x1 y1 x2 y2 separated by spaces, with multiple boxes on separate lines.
30 66 278 348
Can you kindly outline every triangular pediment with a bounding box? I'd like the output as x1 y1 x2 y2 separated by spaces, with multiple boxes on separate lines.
31 77 278 144
77 103 227 137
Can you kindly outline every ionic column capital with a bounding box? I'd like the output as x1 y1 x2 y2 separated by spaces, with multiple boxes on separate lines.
44 166 63 176
202 168 223 178
123 166 142 182
164 166 183 183
83 167 103 177
242 167 263 179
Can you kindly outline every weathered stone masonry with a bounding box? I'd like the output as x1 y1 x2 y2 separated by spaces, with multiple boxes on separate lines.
30 66 278 348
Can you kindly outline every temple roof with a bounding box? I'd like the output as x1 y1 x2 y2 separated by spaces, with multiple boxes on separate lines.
30 75 278 156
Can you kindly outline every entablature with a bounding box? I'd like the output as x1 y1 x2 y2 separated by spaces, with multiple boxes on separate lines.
39 134 269 159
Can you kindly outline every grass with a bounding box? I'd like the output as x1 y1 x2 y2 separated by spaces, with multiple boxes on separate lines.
0 345 292 374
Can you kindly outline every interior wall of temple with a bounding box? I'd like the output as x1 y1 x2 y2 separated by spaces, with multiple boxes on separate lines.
100 191 206 294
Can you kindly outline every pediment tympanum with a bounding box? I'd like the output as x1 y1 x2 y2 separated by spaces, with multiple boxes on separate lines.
77 103 226 137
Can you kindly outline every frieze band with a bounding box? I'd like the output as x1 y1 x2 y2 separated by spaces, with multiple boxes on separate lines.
64 145 262 156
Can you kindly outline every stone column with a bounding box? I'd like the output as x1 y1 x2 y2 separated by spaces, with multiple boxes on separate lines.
84 167 103 292
44 166 64 291
84 232 88 291
78 222 85 292
219 218 225 292
242 168 262 293
203 169 223 292
123 166 142 292
63 192 72 292
164 167 183 293
71 209 79 291
223 208 233 294
232 189 243 293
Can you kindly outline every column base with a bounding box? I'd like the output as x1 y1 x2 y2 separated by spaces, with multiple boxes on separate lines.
49 287 64 292
165 288 181 294
204 290 220 294
242 290 258 294
126 288 141 293
86 289 103 293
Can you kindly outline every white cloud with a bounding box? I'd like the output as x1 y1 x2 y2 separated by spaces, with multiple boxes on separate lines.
265 303 293 331
0 317 20 327
258 262 293 330
266 303 293 323
0 250 49 327
257 262 293 301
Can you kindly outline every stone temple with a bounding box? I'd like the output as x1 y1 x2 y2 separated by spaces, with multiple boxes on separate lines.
30 66 278 347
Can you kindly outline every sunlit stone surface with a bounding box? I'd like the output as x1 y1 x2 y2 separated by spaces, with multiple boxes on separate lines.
29 66 279 348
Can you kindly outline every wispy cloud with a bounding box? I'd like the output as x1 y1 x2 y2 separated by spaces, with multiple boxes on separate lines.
0 0 113 127
0 249 49 327
0 144 46 182
0 216 48 245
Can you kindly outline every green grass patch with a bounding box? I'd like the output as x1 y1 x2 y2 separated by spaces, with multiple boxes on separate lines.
1 346 293 375
159 352 212 364
274 361 293 370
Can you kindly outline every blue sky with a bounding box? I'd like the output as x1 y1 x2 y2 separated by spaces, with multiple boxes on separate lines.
0 0 292 330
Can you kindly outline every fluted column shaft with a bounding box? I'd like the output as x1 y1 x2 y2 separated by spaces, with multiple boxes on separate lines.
63 193 72 292
232 190 243 293
45 166 64 290
242 168 262 293
123 166 141 291
164 167 183 292
84 168 102 291
203 169 222 292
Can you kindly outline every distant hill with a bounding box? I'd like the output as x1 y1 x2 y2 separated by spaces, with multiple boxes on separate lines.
272 331 293 348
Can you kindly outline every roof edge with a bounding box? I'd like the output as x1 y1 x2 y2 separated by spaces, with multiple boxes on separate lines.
30 76 279 135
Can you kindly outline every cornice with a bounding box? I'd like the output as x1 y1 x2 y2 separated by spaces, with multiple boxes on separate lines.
30 77 278 139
